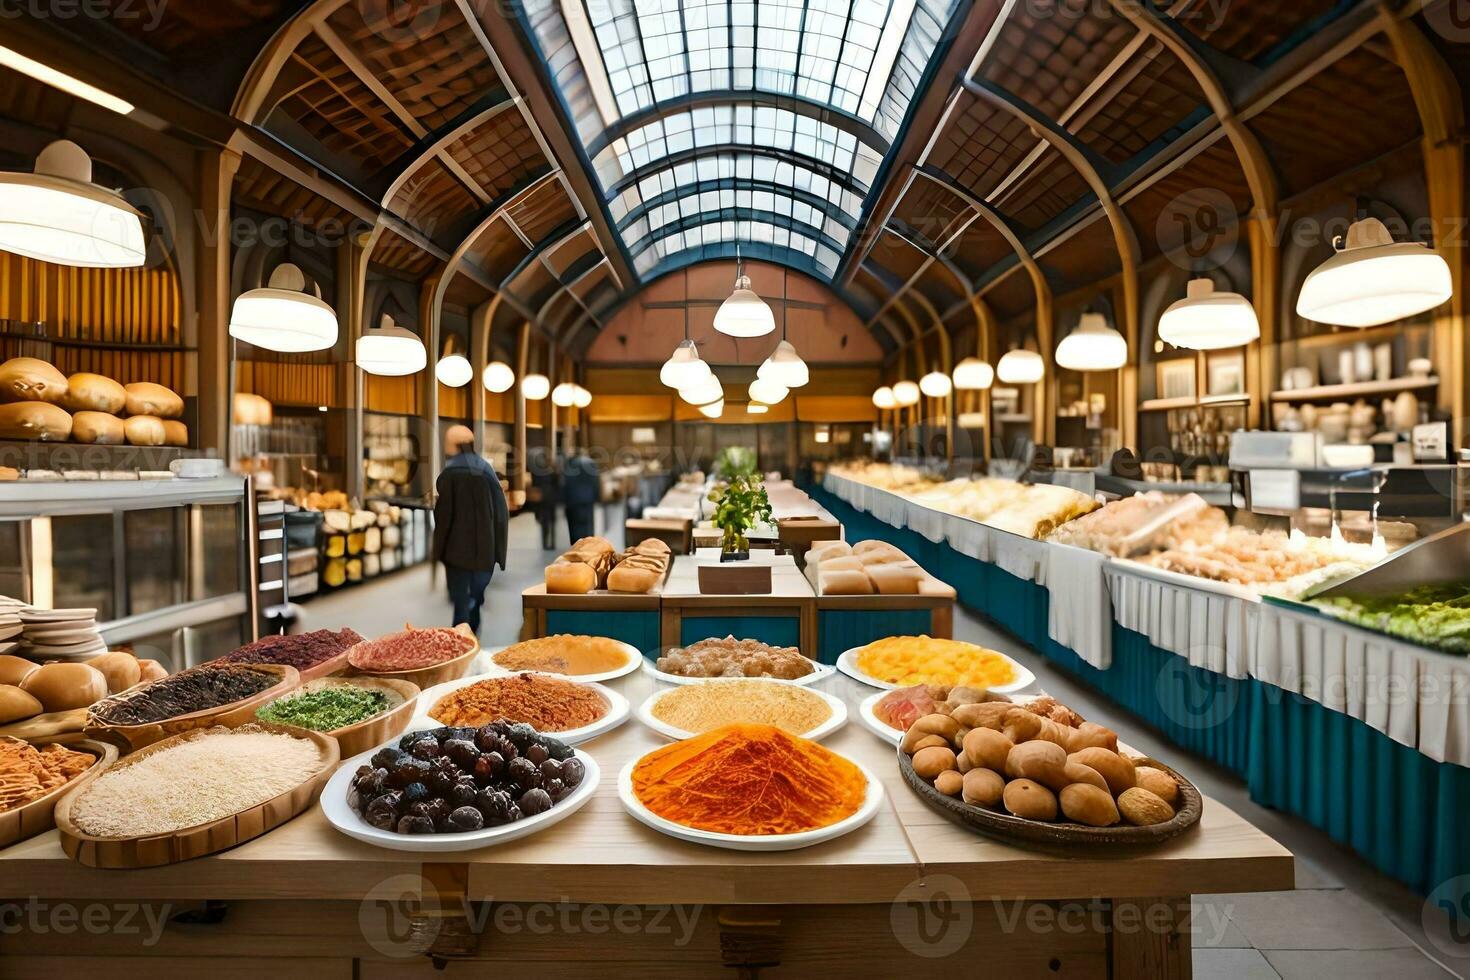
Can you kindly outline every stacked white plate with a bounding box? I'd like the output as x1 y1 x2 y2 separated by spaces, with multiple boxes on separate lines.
0 595 26 648
19 607 106 660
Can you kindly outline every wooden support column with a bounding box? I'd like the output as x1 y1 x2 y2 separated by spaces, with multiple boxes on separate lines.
1380 8 1466 444
1247 215 1281 430
1116 275 1140 450
514 322 529 494
977 298 997 465
197 146 241 458
469 297 496 450
420 272 444 492
1035 283 1055 447
341 231 371 500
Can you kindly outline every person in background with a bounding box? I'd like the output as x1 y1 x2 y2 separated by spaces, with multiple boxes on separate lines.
528 445 560 550
432 425 507 635
562 450 600 542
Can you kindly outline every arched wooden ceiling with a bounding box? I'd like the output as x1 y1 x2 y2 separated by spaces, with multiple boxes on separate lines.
22 0 1452 361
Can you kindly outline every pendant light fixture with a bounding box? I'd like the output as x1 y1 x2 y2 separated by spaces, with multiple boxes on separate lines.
757 270 808 386
952 357 994 390
662 268 714 389
698 399 725 419
872 386 897 410
573 385 592 408
748 376 789 406
1055 312 1127 371
892 380 921 407
482 360 515 392
434 335 473 387
551 382 578 407
996 348 1043 384
680 372 723 406
1297 212 1452 327
521 372 550 400
0 140 146 268
357 312 426 376
230 261 338 353
713 235 774 337
747 402 769 414
919 370 953 398
1159 278 1260 350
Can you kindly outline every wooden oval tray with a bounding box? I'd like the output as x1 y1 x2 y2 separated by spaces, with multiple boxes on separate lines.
86 664 302 752
0 737 118 848
55 721 339 868
898 747 1203 850
346 625 480 690
254 676 419 758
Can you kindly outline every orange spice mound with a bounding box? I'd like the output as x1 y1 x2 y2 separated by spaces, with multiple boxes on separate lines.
631 724 867 835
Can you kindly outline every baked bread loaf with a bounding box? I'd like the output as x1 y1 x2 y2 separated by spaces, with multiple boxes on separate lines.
608 562 660 593
807 540 853 563
818 569 874 595
162 419 189 447
71 411 125 444
0 357 67 403
123 382 183 419
0 401 71 441
546 561 597 594
869 563 925 594
123 415 166 446
65 372 126 413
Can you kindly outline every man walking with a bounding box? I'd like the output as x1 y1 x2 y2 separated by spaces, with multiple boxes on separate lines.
562 450 600 542
432 425 508 634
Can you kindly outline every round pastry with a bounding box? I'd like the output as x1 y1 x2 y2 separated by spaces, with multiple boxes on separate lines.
65 372 126 413
0 357 67 404
123 415 167 446
71 411 125 444
0 401 71 441
20 662 108 712
123 382 183 419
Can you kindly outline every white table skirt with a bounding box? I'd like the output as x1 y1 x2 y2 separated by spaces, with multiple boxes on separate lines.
1104 564 1258 680
1042 544 1113 669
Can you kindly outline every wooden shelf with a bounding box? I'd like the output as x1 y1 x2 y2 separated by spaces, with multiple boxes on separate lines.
1269 377 1438 402
1140 394 1251 411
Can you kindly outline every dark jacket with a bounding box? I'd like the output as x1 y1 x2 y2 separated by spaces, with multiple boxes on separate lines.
432 453 508 572
562 454 600 508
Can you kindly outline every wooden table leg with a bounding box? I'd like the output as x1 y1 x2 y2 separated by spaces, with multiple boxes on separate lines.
661 607 681 655
932 602 953 640
1109 897 1192 979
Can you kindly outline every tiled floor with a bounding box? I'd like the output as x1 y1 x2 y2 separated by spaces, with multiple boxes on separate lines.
303 506 1467 978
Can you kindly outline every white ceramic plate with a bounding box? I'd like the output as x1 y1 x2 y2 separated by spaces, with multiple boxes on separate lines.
641 657 836 687
617 754 883 851
857 690 903 745
479 638 643 684
414 671 629 745
835 646 1035 694
321 740 599 852
634 679 848 742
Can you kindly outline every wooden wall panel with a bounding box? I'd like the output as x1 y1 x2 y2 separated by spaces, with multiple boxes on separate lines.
236 361 338 408
0 251 182 345
438 382 468 419
364 373 421 415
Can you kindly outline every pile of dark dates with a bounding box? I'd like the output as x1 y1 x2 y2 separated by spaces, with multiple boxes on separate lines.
348 721 587 834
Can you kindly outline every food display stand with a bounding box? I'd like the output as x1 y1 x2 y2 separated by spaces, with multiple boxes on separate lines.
814 591 955 665
660 552 817 655
520 584 663 657
0 668 1292 977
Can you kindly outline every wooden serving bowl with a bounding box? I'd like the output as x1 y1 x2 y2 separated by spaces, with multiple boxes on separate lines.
898 747 1203 851
0 736 118 848
55 721 339 868
346 625 481 691
85 664 302 752
253 676 420 758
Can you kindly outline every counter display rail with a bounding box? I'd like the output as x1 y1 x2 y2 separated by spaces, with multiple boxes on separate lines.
812 468 1470 896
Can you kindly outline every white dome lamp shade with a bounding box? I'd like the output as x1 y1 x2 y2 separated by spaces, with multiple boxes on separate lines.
679 372 724 406
996 349 1044 384
747 402 769 414
356 313 427 377
919 371 953 398
434 337 473 387
229 262 339 353
952 357 994 391
0 140 146 269
872 386 897 410
482 360 515 393
1297 216 1452 328
521 373 551 400
892 380 921 407
757 340 809 387
748 376 789 406
660 339 712 388
698 398 725 419
713 272 775 337
1159 278 1260 350
551 382 578 407
1055 312 1128 372
573 385 592 408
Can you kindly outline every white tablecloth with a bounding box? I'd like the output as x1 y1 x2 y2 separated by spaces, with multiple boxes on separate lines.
1104 563 1258 680
1042 544 1112 669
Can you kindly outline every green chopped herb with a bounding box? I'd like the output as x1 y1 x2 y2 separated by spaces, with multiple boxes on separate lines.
1309 583 1470 656
256 686 391 731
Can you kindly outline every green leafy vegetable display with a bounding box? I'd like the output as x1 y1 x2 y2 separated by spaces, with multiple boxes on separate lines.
708 474 773 555
1310 583 1470 655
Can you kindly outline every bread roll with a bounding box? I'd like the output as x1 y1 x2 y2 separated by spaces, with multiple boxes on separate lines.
0 655 38 686
858 548 910 566
86 651 141 694
124 382 183 418
162 419 188 447
633 538 671 557
1060 783 1120 827
0 401 71 441
137 659 168 683
571 536 614 555
21 662 107 712
819 569 873 595
807 540 853 563
65 372 126 413
546 561 596 594
869 563 924 594
0 357 67 403
0 684 41 724
608 563 659 593
72 410 125 444
123 415 166 446
818 556 866 573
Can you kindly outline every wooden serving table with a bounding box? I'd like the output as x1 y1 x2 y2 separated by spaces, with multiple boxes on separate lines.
521 584 663 656
624 517 692 554
660 552 817 655
0 669 1292 977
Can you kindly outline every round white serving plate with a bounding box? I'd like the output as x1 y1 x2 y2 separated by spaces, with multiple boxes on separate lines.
414 671 630 745
617 755 883 851
640 657 836 687
478 638 643 684
857 690 903 745
321 741 599 852
835 646 1035 694
634 679 848 742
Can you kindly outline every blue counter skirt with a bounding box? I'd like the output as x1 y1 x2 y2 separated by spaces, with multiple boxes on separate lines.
803 479 1470 896
545 609 661 660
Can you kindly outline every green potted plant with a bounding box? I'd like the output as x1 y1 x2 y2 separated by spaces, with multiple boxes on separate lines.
713 445 758 483
707 474 772 562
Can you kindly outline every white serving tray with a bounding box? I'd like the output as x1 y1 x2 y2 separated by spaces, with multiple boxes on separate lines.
634 679 848 742
414 671 630 745
835 645 1035 694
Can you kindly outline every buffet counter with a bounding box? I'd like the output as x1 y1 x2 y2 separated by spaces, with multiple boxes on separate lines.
812 470 1470 895
0 668 1291 977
